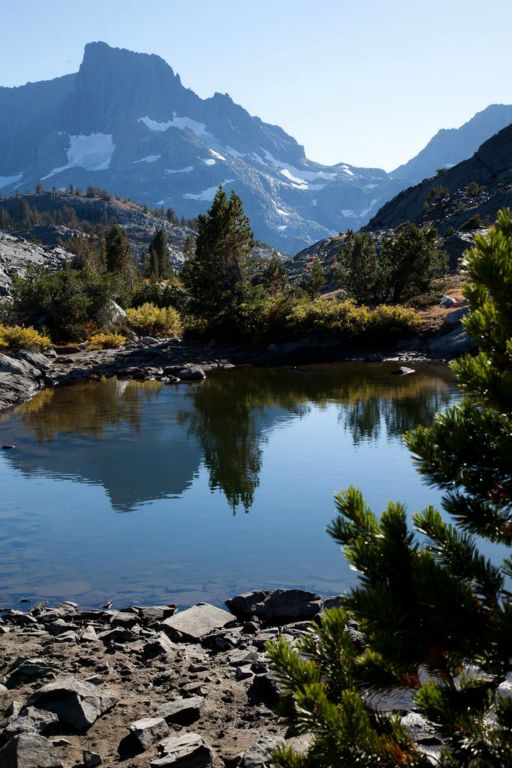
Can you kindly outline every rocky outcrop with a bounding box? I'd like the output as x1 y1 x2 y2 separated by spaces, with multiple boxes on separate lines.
0 232 71 297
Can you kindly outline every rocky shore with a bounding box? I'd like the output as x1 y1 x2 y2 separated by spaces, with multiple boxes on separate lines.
0 590 439 768
0 313 474 416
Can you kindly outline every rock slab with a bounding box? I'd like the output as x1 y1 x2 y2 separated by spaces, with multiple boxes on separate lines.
28 676 118 732
162 604 234 642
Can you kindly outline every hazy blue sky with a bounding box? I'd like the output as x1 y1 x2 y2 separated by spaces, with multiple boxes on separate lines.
2 0 511 170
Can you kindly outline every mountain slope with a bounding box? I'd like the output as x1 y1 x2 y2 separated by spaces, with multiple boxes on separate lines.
366 122 512 234
392 104 512 184
0 42 399 253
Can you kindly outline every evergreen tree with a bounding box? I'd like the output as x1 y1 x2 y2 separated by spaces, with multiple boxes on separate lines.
382 224 447 303
335 231 387 305
148 228 171 278
268 209 512 768
182 186 254 318
303 256 327 298
105 223 135 277
256 253 289 294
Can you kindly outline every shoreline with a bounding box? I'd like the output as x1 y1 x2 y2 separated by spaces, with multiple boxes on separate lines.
0 589 426 767
0 322 473 416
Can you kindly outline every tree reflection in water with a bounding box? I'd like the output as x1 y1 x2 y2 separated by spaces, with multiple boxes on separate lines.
180 364 456 512
6 365 456 514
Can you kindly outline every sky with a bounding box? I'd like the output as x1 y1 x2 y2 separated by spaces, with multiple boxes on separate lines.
1 0 511 171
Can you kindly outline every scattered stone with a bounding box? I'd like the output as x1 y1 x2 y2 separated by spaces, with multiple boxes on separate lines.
235 666 253 681
6 657 58 685
247 674 280 706
239 736 285 768
83 749 103 767
129 716 170 751
144 631 175 658
0 733 63 768
3 706 59 738
151 732 213 768
29 676 118 731
157 696 204 726
162 604 234 642
80 625 99 643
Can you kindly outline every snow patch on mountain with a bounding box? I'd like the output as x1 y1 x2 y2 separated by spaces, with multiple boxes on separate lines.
164 166 194 174
139 114 213 140
0 173 23 190
133 155 161 164
184 180 234 201
42 133 115 179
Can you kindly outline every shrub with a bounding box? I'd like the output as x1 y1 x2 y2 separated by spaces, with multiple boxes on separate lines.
10 266 115 342
0 324 51 351
461 214 483 230
126 303 182 337
87 332 126 350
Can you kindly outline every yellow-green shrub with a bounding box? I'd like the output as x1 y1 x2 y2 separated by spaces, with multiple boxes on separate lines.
126 303 182 337
0 324 51 351
87 332 126 350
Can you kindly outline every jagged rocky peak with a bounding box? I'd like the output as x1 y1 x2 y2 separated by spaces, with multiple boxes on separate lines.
1 42 511 254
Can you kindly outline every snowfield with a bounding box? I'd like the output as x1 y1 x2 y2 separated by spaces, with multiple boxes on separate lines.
42 133 115 179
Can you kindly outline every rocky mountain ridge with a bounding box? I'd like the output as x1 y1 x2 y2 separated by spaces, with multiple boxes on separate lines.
366 122 512 234
3 43 511 254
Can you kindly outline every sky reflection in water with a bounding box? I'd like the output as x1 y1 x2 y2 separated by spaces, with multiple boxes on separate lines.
0 363 459 608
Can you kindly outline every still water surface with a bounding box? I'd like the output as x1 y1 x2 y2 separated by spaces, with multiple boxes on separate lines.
0 363 458 608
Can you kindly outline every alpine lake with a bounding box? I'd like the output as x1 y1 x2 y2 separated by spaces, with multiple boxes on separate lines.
0 362 463 609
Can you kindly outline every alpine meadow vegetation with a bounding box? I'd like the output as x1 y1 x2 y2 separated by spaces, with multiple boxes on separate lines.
267 209 512 768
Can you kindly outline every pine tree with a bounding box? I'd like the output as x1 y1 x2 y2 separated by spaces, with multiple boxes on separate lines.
257 253 289 294
335 231 386 304
182 186 254 318
268 209 512 767
148 228 171 279
105 223 135 277
303 256 327 298
382 224 447 303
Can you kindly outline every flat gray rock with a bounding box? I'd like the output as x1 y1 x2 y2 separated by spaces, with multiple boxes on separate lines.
162 604 234 642
28 676 118 731
240 736 285 768
151 732 213 768
0 733 63 768
157 696 204 725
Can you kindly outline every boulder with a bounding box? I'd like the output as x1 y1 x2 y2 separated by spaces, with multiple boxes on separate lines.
0 733 63 768
3 707 59 738
151 732 213 768
157 696 204 726
225 591 269 618
427 326 476 358
162 604 234 642
129 717 170 751
28 676 117 731
253 589 323 623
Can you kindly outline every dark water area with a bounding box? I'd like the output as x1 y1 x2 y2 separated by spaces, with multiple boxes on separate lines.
0 362 460 609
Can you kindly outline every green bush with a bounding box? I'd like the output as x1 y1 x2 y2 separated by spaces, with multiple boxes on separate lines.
10 266 115 342
126 303 182 337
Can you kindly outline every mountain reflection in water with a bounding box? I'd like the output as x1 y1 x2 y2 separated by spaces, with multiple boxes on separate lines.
0 362 460 607
1 364 455 513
